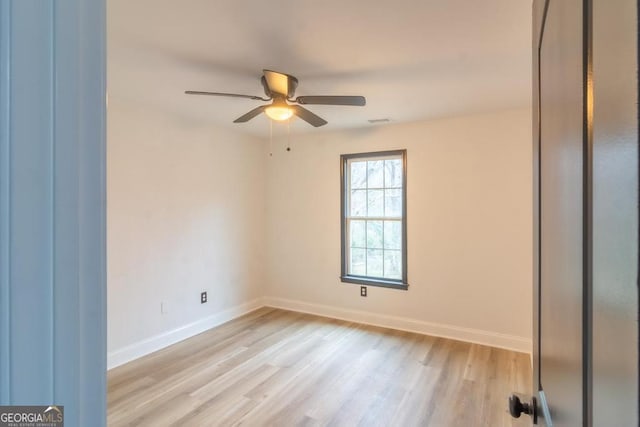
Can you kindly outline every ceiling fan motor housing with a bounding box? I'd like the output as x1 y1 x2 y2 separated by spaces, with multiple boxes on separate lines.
261 74 298 98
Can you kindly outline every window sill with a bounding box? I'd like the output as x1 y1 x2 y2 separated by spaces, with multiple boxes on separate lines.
340 275 409 290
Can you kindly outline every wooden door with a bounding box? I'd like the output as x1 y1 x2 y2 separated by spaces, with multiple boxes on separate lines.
591 0 638 425
537 0 586 424
532 0 639 425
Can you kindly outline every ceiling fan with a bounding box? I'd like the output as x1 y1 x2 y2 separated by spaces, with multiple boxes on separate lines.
185 69 366 127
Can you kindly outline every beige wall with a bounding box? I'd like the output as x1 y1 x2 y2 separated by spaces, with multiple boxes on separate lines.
265 109 533 351
107 106 533 367
107 100 266 367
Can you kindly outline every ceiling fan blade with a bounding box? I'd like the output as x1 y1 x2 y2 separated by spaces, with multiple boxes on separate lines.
233 105 267 123
263 70 294 97
185 90 270 101
294 95 366 106
291 105 328 127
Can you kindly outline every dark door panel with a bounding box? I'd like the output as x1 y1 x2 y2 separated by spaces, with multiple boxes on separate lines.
538 0 585 424
591 0 639 425
533 0 639 425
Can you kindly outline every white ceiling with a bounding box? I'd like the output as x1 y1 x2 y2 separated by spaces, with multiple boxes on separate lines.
108 0 532 136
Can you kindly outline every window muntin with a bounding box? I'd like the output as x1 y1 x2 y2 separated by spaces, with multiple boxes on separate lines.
341 150 407 289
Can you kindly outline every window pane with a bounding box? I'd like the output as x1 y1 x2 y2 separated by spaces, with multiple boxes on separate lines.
342 151 406 285
350 220 366 248
350 248 366 275
368 189 384 216
367 249 383 277
385 159 403 188
367 160 384 188
350 161 367 189
383 220 402 250
350 190 367 217
384 250 402 279
385 189 402 217
366 220 383 249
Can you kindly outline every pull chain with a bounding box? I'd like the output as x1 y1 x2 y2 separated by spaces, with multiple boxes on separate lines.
286 118 291 152
269 119 273 157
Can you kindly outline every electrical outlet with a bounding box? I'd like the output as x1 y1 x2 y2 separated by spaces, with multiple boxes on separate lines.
360 286 367 297
160 302 167 314
200 291 207 304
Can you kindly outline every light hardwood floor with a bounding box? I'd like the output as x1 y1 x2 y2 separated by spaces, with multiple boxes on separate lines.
108 308 532 426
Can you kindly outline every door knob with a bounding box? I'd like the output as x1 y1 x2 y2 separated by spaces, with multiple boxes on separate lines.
509 394 537 422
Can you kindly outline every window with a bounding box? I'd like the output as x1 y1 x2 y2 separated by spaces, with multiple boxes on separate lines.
340 150 408 289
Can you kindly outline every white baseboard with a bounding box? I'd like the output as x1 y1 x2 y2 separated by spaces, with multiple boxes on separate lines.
107 297 265 370
264 296 532 354
108 296 531 370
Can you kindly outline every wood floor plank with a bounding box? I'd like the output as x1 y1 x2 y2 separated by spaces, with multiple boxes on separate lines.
108 308 532 426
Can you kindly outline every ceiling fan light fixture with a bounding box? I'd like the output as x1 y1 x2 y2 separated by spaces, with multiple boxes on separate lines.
186 69 365 127
265 105 293 121
265 98 293 121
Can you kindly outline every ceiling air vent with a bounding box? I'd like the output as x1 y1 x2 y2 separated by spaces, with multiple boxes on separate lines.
368 118 391 124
